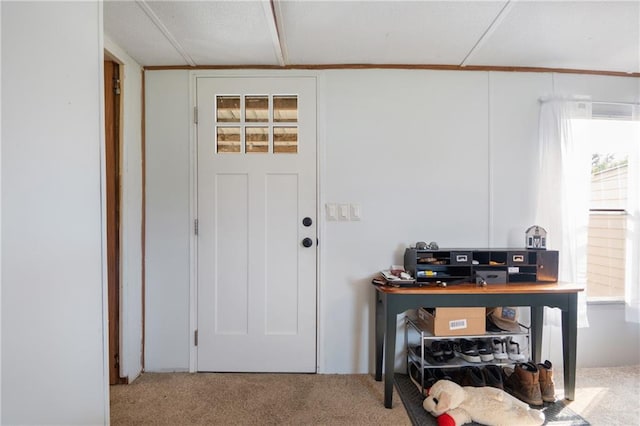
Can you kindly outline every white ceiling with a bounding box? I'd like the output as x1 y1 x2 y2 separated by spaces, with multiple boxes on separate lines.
104 0 640 74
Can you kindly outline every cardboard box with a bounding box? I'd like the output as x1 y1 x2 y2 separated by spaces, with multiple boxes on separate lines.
417 307 485 336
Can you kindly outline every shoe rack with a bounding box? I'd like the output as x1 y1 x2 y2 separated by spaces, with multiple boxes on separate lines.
405 314 531 394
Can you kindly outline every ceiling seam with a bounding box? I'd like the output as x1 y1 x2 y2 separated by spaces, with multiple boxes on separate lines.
265 0 286 66
460 0 514 67
135 0 196 67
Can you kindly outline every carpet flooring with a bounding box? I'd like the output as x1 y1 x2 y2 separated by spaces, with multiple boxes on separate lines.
111 366 639 425
110 373 411 425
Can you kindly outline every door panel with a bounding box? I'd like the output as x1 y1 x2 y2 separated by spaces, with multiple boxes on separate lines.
197 77 317 372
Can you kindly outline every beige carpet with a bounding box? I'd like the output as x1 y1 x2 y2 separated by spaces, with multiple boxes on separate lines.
111 366 640 425
110 373 411 425
557 365 640 426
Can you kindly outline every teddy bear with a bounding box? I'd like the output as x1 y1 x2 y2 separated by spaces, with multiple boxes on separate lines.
423 380 545 426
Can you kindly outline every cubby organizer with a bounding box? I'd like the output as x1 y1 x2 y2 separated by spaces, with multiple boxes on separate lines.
404 248 559 285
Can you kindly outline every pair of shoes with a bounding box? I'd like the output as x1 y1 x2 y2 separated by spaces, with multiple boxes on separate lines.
505 336 526 362
483 364 504 389
491 338 509 360
411 341 455 364
429 340 455 363
409 363 457 395
460 366 485 386
476 339 494 361
458 365 504 389
454 339 481 363
454 339 495 363
408 363 433 395
503 362 544 405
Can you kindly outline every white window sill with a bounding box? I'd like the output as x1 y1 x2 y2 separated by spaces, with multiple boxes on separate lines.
587 298 626 305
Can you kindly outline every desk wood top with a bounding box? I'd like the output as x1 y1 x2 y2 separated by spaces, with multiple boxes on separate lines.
373 281 584 295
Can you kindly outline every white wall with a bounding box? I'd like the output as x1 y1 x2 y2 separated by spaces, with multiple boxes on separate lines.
104 36 144 383
144 68 640 374
144 71 192 371
321 70 491 373
488 72 552 246
1 2 108 425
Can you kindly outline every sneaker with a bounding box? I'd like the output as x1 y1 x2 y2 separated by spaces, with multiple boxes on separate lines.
482 365 504 389
460 366 486 387
476 339 494 362
455 339 481 363
445 368 465 385
408 363 434 395
425 340 448 364
410 342 446 364
432 368 455 383
440 340 456 362
492 338 509 361
506 337 526 362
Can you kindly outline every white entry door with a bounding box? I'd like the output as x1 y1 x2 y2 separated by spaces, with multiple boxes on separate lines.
196 77 317 372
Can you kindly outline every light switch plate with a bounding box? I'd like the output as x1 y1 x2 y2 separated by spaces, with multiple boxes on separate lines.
350 204 361 221
326 203 337 221
338 203 350 221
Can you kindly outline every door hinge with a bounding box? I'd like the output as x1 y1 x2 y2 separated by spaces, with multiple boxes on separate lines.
194 106 198 124
194 329 198 346
194 219 199 235
113 77 121 95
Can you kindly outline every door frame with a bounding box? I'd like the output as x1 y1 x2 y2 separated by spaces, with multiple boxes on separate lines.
187 70 326 372
104 58 123 384
103 44 145 384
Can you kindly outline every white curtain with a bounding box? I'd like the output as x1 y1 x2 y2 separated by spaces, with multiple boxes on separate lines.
535 98 591 329
624 106 640 323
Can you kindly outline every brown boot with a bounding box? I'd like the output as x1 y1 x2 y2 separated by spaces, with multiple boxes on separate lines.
503 362 543 406
538 360 556 402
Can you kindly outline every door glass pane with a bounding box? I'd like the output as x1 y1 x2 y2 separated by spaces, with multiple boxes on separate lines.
274 126 297 154
246 127 269 153
245 96 268 122
274 96 297 122
216 96 240 122
217 126 241 153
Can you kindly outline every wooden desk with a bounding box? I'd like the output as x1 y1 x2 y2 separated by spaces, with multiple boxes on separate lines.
373 282 584 408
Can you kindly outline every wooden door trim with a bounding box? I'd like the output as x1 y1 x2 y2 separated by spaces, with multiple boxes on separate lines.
104 59 124 385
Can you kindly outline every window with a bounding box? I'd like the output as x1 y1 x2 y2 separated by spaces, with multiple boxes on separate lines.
573 104 639 300
215 94 298 154
588 152 628 298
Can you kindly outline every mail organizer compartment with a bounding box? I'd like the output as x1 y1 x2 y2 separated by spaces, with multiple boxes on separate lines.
405 248 558 284
475 270 507 284
507 251 535 266
450 251 473 265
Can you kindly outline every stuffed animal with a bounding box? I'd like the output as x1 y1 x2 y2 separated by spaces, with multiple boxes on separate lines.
423 380 545 426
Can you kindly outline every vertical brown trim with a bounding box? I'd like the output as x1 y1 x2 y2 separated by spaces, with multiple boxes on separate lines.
141 69 146 371
105 60 121 385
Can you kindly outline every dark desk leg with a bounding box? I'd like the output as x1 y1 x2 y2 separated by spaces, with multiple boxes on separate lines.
383 297 397 409
531 306 544 363
562 294 578 400
375 291 384 382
